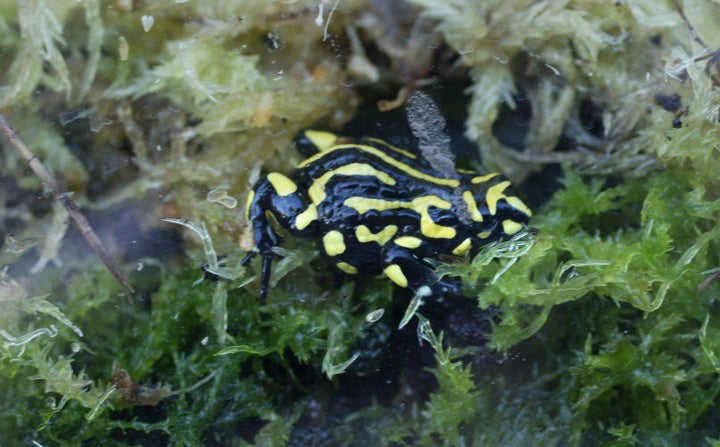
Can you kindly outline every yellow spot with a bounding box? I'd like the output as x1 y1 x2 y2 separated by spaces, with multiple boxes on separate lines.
337 262 358 274
267 172 297 196
356 225 397 245
477 231 492 239
244 190 255 221
507 196 533 217
452 238 473 256
394 236 423 249
486 180 511 215
384 264 408 288
482 180 532 218
462 190 484 222
471 173 499 184
309 163 396 205
299 144 460 187
344 195 456 240
322 230 346 256
294 205 318 230
502 219 524 235
420 208 456 239
304 130 338 152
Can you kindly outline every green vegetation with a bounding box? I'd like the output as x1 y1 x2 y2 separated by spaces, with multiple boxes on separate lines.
1 0 719 445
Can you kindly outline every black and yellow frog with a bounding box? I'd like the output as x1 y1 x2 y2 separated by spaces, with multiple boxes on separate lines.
242 130 532 299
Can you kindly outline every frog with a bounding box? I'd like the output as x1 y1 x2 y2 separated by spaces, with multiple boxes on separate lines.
242 130 532 300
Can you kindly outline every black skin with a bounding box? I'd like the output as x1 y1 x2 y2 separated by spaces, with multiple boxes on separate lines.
242 132 531 300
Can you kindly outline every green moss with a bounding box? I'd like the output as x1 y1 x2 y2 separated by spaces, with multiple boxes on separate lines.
0 269 118 444
418 317 480 446
425 156 718 444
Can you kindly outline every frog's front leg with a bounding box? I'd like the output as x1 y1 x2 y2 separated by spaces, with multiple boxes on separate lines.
380 241 462 297
242 172 318 299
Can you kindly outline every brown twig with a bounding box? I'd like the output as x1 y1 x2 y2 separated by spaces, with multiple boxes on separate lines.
673 0 720 88
673 0 709 49
0 112 135 301
698 270 720 291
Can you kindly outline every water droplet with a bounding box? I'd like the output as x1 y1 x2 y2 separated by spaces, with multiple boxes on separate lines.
89 114 113 132
365 308 385 323
141 15 155 32
59 108 87 126
118 36 129 61
265 31 281 53
207 189 237 209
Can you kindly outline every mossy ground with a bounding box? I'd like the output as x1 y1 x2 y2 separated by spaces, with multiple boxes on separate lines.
1 1 720 445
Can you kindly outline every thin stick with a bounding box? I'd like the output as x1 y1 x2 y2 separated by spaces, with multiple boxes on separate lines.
698 270 720 291
0 113 135 301
672 0 710 50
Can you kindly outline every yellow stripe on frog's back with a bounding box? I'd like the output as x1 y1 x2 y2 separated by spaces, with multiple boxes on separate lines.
308 162 397 205
363 137 417 159
299 144 460 188
343 195 452 214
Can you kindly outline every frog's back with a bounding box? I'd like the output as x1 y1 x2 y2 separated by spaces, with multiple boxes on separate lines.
243 129 532 299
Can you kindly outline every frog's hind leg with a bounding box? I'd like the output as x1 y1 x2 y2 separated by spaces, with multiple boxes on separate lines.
242 173 317 299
